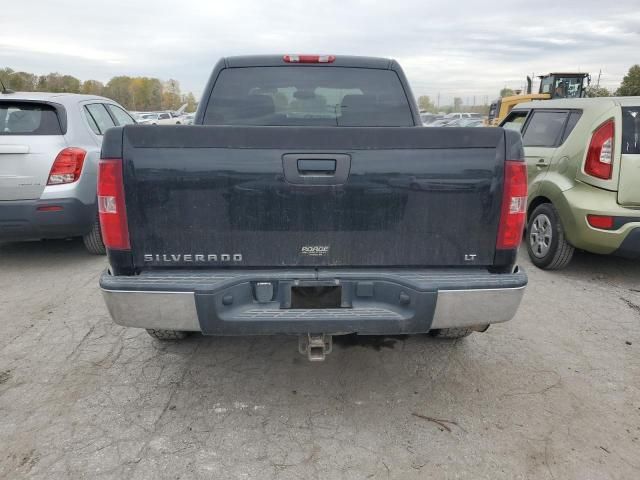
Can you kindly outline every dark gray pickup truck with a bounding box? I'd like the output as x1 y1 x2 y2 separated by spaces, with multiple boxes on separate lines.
99 55 528 360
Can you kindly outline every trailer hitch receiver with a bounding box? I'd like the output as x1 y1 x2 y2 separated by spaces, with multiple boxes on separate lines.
298 333 333 361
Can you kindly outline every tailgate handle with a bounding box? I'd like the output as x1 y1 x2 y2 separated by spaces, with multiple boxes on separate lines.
297 159 336 174
0 145 30 154
283 153 350 185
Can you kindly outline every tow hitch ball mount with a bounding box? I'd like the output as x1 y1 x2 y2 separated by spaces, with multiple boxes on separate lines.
298 333 333 361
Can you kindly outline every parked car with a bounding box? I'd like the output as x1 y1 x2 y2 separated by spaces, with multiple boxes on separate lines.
156 111 183 125
445 118 484 127
99 54 528 360
420 113 442 125
136 111 186 125
443 113 464 121
0 92 135 253
181 113 195 125
427 119 453 127
136 113 160 125
501 97 640 269
442 112 480 122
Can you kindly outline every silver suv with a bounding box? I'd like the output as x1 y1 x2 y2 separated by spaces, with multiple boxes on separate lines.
0 92 135 253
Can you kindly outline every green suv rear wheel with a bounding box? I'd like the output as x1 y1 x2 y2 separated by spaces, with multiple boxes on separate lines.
527 203 575 270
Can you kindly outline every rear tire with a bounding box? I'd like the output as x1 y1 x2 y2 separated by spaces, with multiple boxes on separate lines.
526 203 574 270
83 215 106 255
146 329 189 341
429 328 474 339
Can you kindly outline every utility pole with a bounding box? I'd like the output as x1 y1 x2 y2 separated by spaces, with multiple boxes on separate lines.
437 92 440 110
596 69 602 88
531 73 535 94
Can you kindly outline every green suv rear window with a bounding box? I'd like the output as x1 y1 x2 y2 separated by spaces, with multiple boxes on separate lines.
622 107 639 154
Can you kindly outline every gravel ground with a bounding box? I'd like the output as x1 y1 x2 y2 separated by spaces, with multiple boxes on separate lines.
0 239 638 479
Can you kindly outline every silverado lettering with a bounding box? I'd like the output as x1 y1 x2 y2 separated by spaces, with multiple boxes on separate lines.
143 254 243 262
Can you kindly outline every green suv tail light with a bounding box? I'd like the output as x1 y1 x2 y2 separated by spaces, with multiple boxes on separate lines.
585 119 614 180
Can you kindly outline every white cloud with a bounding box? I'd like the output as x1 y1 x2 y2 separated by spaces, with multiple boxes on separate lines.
1 0 638 103
0 37 124 64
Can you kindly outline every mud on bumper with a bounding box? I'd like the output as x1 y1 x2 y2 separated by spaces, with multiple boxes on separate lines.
99 268 528 335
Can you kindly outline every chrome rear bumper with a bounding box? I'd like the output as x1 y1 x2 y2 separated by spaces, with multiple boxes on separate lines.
102 290 201 331
430 286 525 329
100 268 527 334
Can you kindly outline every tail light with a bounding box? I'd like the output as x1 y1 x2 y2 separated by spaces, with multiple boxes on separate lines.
496 161 528 249
585 119 614 179
47 147 86 185
36 205 63 212
98 158 130 250
587 214 614 230
283 54 336 63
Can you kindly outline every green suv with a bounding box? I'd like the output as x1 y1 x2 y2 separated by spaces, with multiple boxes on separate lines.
501 97 640 269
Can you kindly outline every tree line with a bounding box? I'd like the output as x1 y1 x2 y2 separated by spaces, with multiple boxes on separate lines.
587 65 640 97
0 68 198 112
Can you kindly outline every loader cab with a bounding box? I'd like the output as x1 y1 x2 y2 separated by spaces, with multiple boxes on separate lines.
539 73 589 99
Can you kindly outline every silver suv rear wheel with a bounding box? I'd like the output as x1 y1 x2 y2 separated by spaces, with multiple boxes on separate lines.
82 214 106 255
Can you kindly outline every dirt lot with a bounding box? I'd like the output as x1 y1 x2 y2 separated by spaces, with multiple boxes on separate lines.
0 239 638 479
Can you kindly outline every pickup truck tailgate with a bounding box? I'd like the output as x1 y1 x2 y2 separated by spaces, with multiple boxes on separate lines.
116 125 509 269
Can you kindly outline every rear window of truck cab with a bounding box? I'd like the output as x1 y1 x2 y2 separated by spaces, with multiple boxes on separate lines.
203 67 414 127
0 102 62 135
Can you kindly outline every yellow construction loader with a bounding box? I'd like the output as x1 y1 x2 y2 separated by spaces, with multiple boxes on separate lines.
488 73 590 125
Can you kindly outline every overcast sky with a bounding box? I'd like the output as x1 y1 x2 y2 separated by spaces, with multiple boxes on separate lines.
2 0 638 105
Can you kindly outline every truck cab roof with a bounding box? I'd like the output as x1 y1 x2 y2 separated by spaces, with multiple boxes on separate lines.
223 55 396 69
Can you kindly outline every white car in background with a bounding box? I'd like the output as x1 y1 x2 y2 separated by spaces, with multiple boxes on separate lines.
155 111 183 125
181 113 195 125
442 112 482 122
136 105 189 125
425 112 483 127
136 113 160 125
156 104 188 125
